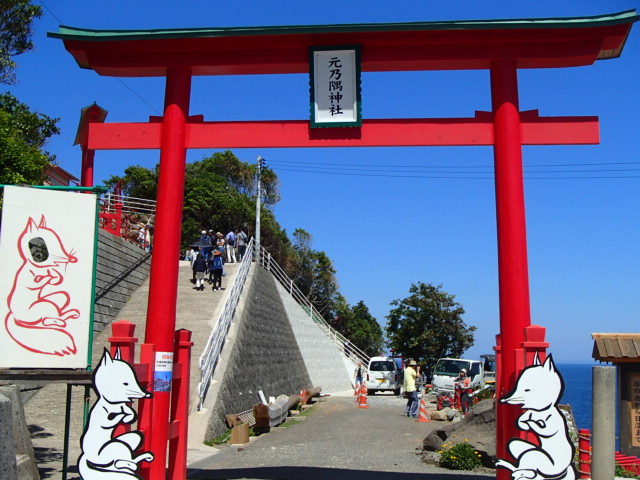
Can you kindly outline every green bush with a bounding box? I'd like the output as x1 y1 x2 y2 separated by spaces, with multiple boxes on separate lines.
438 440 483 470
204 428 232 446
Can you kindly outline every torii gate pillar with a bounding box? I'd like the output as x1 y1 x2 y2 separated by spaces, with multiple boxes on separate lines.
144 67 191 477
491 59 531 464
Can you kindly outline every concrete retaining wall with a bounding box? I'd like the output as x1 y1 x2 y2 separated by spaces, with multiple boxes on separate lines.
204 264 312 441
275 281 353 393
94 229 151 334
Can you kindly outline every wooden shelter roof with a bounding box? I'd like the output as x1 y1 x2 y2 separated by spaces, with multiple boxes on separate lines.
48 10 638 77
592 333 640 363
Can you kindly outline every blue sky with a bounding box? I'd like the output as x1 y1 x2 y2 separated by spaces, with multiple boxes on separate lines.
4 1 639 363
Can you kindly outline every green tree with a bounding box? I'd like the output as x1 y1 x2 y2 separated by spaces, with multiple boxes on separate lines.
289 228 340 320
0 92 60 186
334 299 384 357
102 151 288 254
0 0 42 85
104 164 159 199
385 282 476 367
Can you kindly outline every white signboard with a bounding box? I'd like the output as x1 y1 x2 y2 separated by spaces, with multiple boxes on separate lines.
310 47 362 127
0 186 97 368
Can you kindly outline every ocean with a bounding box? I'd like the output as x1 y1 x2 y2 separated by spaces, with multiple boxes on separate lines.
558 362 621 449
558 363 595 431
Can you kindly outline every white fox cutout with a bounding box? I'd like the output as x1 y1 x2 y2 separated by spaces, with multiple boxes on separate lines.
78 348 154 480
4 215 79 356
496 353 576 480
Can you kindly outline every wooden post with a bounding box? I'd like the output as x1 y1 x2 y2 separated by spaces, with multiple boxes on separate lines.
168 329 193 480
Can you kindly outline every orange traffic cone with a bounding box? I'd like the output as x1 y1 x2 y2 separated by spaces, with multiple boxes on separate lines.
416 397 431 422
353 381 361 398
357 383 369 409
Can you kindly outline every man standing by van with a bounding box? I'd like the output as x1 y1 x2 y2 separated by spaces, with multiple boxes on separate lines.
403 360 419 418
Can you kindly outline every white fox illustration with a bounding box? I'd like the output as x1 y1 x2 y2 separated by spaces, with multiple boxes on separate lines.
78 348 154 480
4 216 79 356
496 354 576 480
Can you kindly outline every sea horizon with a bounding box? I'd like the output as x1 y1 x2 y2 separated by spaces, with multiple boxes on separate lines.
557 362 619 446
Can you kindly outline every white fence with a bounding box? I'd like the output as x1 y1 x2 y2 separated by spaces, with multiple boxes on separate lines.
196 240 370 409
197 237 254 409
258 246 370 370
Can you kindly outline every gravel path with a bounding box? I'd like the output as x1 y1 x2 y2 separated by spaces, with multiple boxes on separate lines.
187 395 494 480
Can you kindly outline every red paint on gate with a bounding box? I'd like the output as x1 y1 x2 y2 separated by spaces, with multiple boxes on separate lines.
52 13 637 479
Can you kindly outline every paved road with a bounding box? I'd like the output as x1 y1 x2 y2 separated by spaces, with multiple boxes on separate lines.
187 394 494 480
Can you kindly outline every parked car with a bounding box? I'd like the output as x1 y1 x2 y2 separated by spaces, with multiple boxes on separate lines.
431 357 486 396
366 356 402 395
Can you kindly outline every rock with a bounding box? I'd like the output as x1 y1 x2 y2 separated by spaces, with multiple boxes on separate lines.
422 451 439 465
446 408 463 421
422 398 497 468
428 409 448 421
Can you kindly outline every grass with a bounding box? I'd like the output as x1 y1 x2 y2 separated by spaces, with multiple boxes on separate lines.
279 403 316 428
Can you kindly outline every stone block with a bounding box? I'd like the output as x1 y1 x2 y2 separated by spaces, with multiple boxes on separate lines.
0 385 39 480
0 392 18 480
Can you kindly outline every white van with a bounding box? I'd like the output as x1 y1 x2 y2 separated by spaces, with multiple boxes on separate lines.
366 356 402 395
430 357 485 396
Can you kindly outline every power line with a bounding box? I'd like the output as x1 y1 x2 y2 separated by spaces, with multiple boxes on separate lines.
274 166 640 180
40 2 161 115
113 78 162 115
40 1 62 24
268 159 640 169
271 163 640 174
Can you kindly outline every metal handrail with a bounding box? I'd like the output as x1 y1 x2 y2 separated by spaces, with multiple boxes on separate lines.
197 237 254 409
259 246 370 369
196 240 370 409
100 192 157 216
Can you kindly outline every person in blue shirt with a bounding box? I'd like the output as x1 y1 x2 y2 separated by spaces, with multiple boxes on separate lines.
211 250 225 291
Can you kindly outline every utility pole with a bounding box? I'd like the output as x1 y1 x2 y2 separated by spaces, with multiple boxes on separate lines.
255 155 265 262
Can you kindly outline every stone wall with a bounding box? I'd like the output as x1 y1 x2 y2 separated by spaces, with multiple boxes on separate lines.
94 229 151 333
205 265 312 440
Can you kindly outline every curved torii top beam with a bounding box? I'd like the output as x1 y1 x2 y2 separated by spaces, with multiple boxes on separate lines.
49 10 638 77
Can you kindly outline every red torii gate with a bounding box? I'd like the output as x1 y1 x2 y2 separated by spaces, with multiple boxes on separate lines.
51 10 637 479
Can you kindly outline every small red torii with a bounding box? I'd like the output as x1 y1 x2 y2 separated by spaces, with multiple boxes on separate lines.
52 10 638 479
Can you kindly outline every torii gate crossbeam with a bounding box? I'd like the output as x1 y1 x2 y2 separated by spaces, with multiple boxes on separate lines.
52 10 638 480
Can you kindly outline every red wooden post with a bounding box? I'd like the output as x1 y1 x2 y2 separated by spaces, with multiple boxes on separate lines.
168 329 193 480
578 429 591 479
108 320 138 364
115 197 123 239
144 66 192 479
491 59 532 477
494 334 502 396
137 342 155 480
75 103 107 187
108 320 138 437
81 148 96 187
522 325 549 365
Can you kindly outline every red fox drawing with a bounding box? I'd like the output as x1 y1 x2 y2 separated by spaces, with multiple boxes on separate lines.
4 215 80 356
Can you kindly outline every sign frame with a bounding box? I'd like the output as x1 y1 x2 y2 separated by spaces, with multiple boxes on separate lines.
0 185 100 369
309 45 362 128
